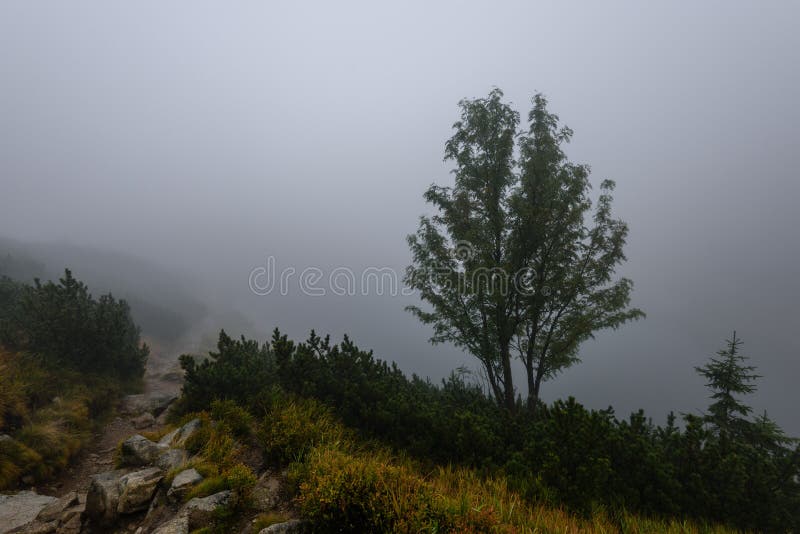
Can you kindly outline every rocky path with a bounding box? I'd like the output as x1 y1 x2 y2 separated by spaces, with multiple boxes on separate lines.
0 348 304 534
0 349 184 533
39 351 183 499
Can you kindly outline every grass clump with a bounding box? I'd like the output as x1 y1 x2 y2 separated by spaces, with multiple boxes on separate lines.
0 349 127 488
180 410 258 516
0 435 41 488
257 389 349 465
293 446 442 532
15 421 82 479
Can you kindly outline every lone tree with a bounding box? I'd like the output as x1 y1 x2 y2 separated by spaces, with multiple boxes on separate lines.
406 88 643 412
695 331 760 443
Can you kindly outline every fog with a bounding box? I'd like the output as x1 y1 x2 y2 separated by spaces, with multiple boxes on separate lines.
1 2 798 432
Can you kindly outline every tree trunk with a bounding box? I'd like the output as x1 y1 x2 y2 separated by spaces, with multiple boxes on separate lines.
528 364 545 418
500 341 515 412
525 361 536 408
482 358 504 408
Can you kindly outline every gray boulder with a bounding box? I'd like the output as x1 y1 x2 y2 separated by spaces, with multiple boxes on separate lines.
0 491 57 534
159 418 201 448
156 448 188 471
117 467 164 514
185 490 230 529
120 434 168 466
167 468 203 502
85 470 125 523
157 428 179 447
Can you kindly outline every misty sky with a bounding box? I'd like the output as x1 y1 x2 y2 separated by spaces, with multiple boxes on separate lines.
1 2 798 432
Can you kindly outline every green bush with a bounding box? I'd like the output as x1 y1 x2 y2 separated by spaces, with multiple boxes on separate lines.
177 331 272 413
0 270 148 379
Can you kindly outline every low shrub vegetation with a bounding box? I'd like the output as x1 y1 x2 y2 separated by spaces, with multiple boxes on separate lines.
177 329 799 531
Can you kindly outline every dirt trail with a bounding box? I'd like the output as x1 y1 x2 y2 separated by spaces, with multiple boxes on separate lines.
36 348 183 498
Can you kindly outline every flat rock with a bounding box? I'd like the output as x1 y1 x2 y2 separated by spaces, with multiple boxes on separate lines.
120 434 169 466
0 491 58 534
185 490 230 529
117 467 164 514
167 468 203 502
